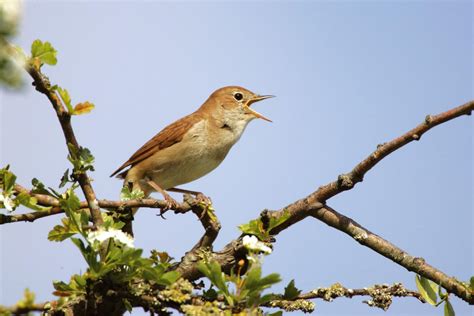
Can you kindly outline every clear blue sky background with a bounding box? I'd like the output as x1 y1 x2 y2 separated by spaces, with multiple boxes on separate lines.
0 1 472 315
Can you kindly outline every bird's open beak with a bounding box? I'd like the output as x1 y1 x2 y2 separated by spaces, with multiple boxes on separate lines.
245 95 274 122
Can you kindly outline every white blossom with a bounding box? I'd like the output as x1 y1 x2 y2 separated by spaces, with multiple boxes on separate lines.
0 0 22 34
87 228 134 248
0 192 15 211
242 235 272 254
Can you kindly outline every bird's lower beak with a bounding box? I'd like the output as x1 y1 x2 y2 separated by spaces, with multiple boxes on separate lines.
245 95 274 122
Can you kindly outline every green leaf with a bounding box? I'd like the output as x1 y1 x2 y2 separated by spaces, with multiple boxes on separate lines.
469 276 474 291
444 300 455 316
53 280 73 292
159 271 181 286
245 266 263 291
30 40 57 66
68 146 95 173
31 178 56 197
259 293 276 305
2 169 16 193
73 101 95 115
123 298 132 313
72 274 86 289
283 279 301 300
268 210 290 232
56 86 74 114
61 189 81 213
15 288 35 309
257 273 281 290
415 275 438 305
16 192 51 211
267 312 283 316
48 217 81 241
238 218 266 240
59 169 71 188
197 261 229 296
120 186 145 201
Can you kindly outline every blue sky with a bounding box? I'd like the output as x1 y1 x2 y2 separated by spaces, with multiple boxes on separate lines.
1 1 472 315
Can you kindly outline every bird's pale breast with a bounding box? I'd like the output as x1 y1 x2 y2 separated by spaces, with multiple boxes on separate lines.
135 119 239 190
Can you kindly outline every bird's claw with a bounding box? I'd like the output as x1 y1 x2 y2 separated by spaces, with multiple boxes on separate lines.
158 193 179 218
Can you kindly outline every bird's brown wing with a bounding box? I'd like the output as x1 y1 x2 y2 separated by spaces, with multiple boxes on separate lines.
110 111 203 178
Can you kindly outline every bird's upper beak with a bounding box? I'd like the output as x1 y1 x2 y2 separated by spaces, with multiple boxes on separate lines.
244 95 274 122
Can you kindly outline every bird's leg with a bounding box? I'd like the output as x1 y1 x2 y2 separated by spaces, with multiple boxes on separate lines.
168 187 212 207
146 179 178 214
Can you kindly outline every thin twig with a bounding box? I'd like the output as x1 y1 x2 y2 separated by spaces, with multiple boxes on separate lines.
25 64 103 226
265 282 425 313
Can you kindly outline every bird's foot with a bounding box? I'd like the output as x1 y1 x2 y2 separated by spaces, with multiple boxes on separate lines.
158 191 179 218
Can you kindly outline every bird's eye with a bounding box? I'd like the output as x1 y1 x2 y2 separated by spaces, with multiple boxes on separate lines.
234 92 243 101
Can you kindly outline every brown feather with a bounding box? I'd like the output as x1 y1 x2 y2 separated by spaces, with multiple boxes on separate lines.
110 111 205 178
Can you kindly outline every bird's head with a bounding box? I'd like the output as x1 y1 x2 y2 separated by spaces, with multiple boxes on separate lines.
203 86 273 124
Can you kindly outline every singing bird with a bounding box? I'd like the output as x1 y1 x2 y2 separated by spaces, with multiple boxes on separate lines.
111 86 273 210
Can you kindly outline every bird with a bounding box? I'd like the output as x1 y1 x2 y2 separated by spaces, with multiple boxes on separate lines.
111 86 273 212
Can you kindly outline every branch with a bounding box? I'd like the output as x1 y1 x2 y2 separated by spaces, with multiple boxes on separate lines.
0 303 46 315
25 64 103 226
0 184 212 225
265 282 425 312
308 205 473 304
313 100 474 202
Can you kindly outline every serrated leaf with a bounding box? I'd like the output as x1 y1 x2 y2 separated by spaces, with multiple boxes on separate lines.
73 101 95 115
30 40 57 66
444 300 455 316
415 275 438 305
120 186 145 201
283 279 301 300
47 219 80 242
238 218 266 240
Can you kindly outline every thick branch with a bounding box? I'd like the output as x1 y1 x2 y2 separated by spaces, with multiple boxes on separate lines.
313 100 474 202
308 205 473 304
25 65 103 226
